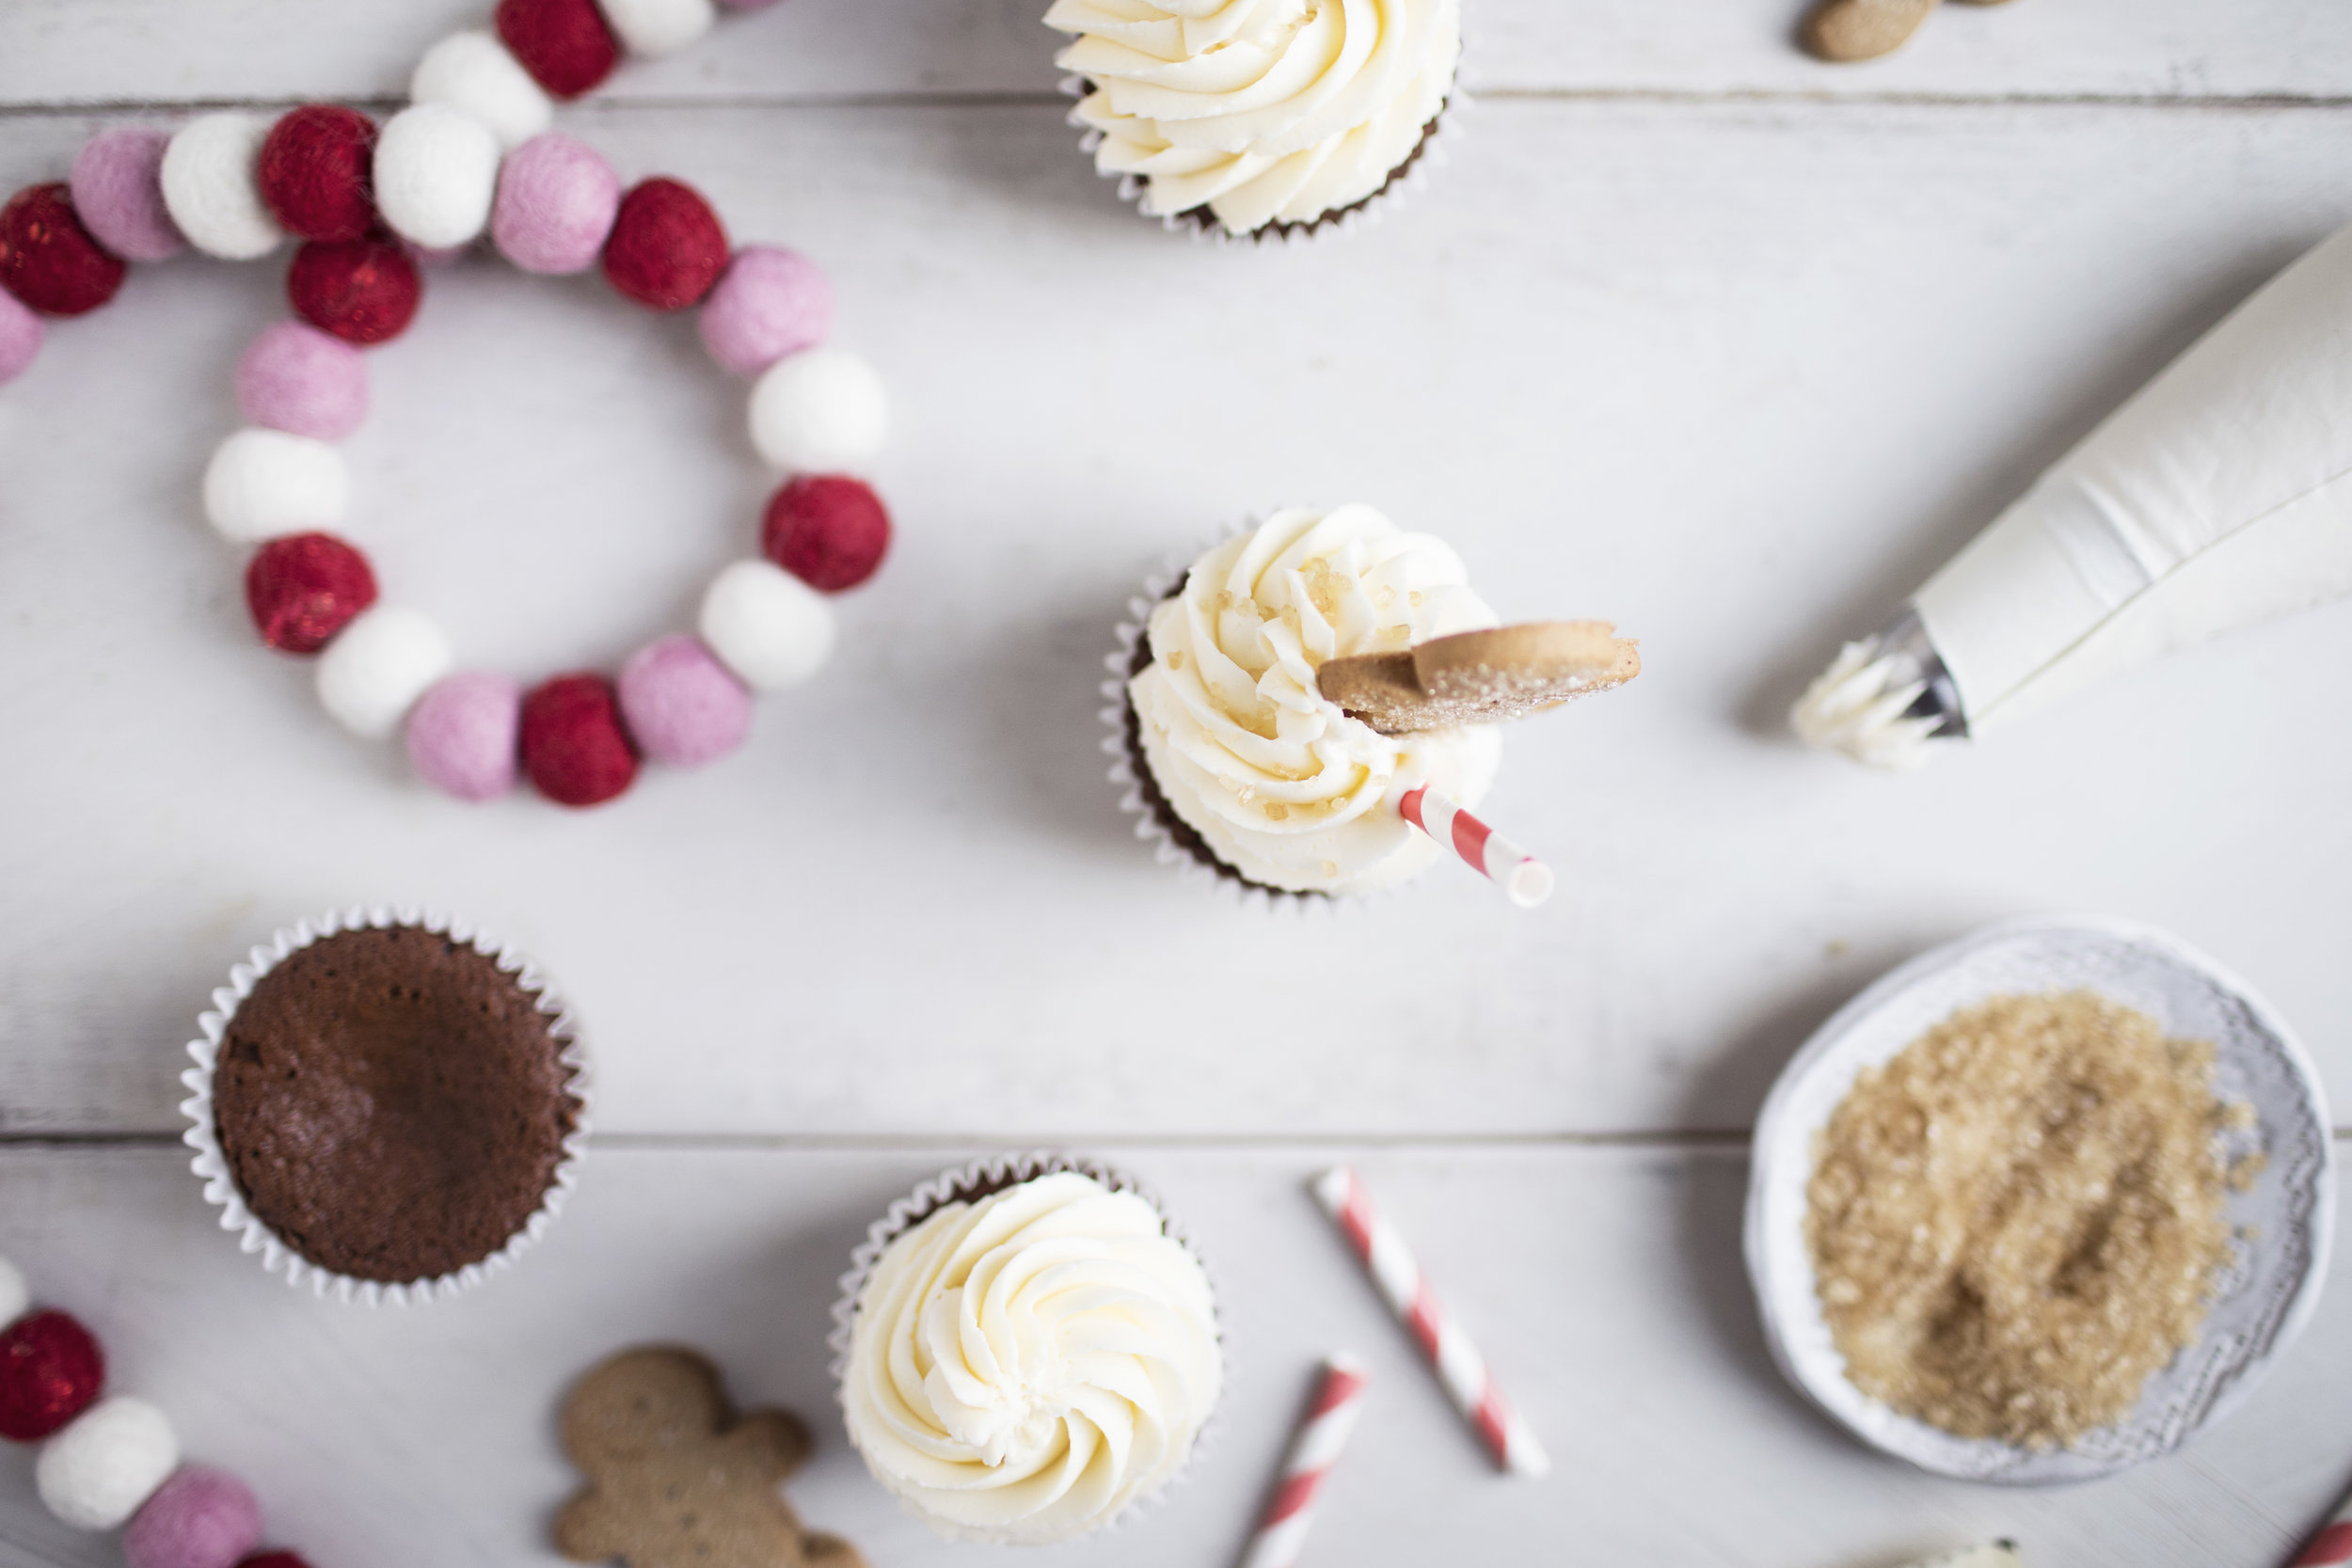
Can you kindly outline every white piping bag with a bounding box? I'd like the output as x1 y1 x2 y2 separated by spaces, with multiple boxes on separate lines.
1794 223 2352 768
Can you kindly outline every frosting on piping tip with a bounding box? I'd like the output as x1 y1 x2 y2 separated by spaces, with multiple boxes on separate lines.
1790 607 1963 771
1129 504 1502 894
840 1172 1220 1545
1045 0 1459 233
1791 639 1941 771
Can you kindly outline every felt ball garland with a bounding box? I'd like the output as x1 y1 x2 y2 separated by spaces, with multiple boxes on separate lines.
0 0 898 810
257 106 377 244
0 184 126 317
0 1253 310 1567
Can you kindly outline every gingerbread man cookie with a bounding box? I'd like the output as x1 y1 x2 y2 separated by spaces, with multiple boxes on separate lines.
1803 0 2021 63
555 1347 864 1568
1316 621 1641 735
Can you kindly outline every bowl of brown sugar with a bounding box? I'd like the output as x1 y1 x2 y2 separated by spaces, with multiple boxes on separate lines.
1744 915 2334 1482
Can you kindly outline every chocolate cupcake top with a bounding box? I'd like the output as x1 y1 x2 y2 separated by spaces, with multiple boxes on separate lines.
210 924 580 1286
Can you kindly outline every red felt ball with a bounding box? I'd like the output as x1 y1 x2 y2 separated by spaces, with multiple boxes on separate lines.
496 0 621 99
761 475 892 593
246 533 379 655
0 1310 105 1443
259 105 378 244
521 674 639 807
288 235 421 346
601 180 728 312
0 183 126 318
237 1557 315 1568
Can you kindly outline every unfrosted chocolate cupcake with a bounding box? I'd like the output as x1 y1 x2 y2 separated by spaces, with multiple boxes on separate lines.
182 911 587 1304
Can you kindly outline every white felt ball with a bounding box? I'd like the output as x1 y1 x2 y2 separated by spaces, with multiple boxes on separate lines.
202 429 349 544
37 1398 179 1531
160 113 283 261
0 1255 25 1328
410 31 551 151
373 103 502 249
747 347 888 474
317 607 455 739
699 560 835 690
600 0 717 56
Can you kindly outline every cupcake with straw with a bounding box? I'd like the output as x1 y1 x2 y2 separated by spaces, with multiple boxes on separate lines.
1104 505 1640 904
1044 0 1465 242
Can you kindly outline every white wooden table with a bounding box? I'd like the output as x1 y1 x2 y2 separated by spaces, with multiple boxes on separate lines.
4 3 2352 1563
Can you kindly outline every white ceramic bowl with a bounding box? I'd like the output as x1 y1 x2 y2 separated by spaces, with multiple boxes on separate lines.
1744 914 2334 1482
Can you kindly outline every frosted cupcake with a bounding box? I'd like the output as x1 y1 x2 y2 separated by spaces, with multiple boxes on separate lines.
1044 0 1463 241
834 1158 1220 1545
1110 505 1640 898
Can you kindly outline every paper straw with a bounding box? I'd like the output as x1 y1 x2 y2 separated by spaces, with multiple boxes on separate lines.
1309 1166 1549 1477
2292 1489 2352 1566
1397 786 1552 908
1237 1355 1371 1568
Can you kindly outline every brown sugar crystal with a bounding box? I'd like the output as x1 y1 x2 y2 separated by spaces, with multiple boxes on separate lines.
1805 991 2234 1448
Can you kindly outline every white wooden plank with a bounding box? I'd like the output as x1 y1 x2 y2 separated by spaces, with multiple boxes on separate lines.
2 0 2351 108
0 1143 2343 1567
3 98 2351 1137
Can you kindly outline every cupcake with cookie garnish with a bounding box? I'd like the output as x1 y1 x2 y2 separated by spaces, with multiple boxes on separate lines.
180 909 587 1305
1044 0 1463 241
831 1153 1221 1545
1106 504 1639 900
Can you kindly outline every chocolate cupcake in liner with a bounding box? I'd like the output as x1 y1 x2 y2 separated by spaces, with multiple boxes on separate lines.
828 1151 1225 1546
1046 0 1469 246
179 907 590 1307
1101 507 1499 905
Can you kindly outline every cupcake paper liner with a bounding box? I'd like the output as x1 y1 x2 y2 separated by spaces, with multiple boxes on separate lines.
178 905 592 1307
828 1149 1227 1545
1058 73 1469 249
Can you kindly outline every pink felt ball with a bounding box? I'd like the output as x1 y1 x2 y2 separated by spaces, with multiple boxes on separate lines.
492 134 619 276
123 1467 262 1568
616 635 752 768
69 128 183 263
0 287 40 384
698 245 833 375
405 671 522 800
236 322 368 439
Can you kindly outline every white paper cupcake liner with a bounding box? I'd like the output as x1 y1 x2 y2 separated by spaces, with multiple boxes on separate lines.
1057 71 1469 249
178 905 592 1307
828 1149 1227 1545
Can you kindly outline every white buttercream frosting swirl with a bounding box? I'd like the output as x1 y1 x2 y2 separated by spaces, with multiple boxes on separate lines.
1129 504 1502 894
841 1171 1221 1545
1044 0 1460 233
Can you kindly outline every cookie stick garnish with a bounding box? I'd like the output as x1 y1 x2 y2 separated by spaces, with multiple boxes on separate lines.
1316 622 1639 736
1310 1167 1549 1477
1237 1355 1371 1568
1399 786 1552 908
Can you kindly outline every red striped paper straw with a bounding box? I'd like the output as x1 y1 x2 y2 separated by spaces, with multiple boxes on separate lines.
1398 786 1552 908
2293 1487 2352 1565
1236 1355 1371 1568
1310 1166 1549 1477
